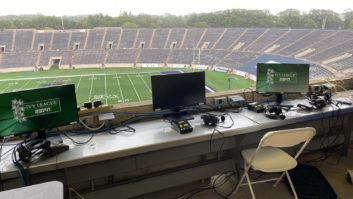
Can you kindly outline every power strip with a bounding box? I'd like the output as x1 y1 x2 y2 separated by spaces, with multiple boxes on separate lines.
78 105 110 115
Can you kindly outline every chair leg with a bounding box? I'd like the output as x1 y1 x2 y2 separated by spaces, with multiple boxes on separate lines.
233 162 251 196
233 169 247 196
273 172 286 187
285 171 298 199
245 171 256 199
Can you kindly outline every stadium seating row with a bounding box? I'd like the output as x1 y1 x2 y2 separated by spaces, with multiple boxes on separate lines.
0 28 352 80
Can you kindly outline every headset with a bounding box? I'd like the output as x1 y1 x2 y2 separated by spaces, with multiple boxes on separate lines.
201 113 225 126
297 104 315 111
265 105 286 120
308 91 332 109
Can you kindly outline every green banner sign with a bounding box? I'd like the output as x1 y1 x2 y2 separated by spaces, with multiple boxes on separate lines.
23 98 61 118
273 72 297 83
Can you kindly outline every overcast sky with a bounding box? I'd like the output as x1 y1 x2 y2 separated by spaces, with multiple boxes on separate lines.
1 0 352 16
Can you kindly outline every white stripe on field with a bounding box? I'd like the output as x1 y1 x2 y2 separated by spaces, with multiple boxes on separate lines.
104 74 108 105
1 84 12 93
18 79 31 90
88 75 94 102
138 73 152 93
115 73 124 102
0 71 160 82
127 74 141 102
75 75 83 93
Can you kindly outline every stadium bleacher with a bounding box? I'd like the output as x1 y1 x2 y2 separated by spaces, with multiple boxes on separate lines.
86 28 105 49
181 28 205 49
197 28 225 50
309 64 334 80
0 27 352 80
197 50 228 66
119 28 138 48
137 49 169 63
0 30 13 52
168 49 198 64
33 32 52 51
39 50 73 66
301 30 353 59
277 29 337 56
165 28 186 49
135 28 154 49
328 56 353 71
13 30 34 51
150 28 169 49
231 28 267 50
218 51 260 68
51 32 70 50
73 50 106 64
69 32 87 50
106 49 139 63
0 51 38 68
272 29 312 53
213 28 245 49
102 28 121 49
308 39 353 62
245 28 288 52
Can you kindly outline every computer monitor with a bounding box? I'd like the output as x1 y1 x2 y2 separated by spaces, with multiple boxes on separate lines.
0 84 78 138
256 63 310 103
151 71 206 112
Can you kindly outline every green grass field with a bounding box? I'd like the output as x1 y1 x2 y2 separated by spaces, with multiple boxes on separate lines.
0 68 252 106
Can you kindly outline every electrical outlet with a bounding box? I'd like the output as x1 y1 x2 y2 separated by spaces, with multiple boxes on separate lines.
227 95 245 103
214 97 227 105
98 112 115 121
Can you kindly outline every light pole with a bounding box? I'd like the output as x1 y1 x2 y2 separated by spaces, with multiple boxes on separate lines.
61 16 65 30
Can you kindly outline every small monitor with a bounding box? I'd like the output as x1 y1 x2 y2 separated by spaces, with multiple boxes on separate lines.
256 63 310 94
0 84 78 138
151 71 206 111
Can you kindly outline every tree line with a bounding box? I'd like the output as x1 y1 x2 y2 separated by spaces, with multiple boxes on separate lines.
0 9 353 30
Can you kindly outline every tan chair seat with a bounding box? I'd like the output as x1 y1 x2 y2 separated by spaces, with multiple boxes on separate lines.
242 147 297 172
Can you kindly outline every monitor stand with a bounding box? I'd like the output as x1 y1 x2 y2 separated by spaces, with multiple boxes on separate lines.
18 130 69 163
163 110 194 134
275 93 283 105
163 110 194 122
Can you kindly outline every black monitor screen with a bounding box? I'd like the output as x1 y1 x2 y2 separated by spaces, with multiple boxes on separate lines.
151 71 206 110
256 63 310 93
0 84 78 137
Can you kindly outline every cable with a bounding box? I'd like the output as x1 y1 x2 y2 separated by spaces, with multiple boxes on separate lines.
12 143 27 186
109 125 136 134
0 145 16 160
68 187 85 199
217 113 234 129
207 113 234 154
0 138 7 161
209 128 225 154
63 132 95 145
242 88 255 102
174 171 236 199
79 118 105 130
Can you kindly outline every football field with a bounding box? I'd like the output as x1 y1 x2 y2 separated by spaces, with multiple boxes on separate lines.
0 68 252 106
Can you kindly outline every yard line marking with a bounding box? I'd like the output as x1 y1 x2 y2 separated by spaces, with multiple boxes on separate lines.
75 75 83 93
138 73 152 93
0 71 162 82
115 73 124 103
127 74 141 102
88 75 94 102
32 77 53 89
18 79 31 90
1 84 12 93
104 74 108 105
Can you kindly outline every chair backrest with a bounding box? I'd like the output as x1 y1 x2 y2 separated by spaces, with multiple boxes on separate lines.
259 127 316 148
